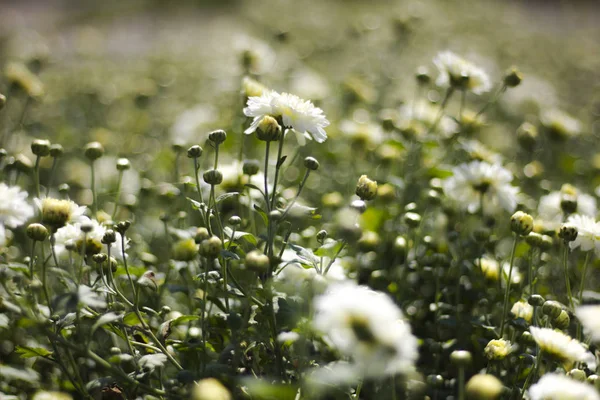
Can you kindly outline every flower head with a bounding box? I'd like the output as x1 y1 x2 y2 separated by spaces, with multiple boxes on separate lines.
244 90 329 144
54 218 128 259
566 214 600 256
443 161 519 214
313 283 418 378
541 109 581 141
575 305 600 343
529 326 596 369
37 198 86 230
529 373 599 400
433 51 491 95
0 183 35 229
511 300 534 323
538 187 596 224
484 339 513 361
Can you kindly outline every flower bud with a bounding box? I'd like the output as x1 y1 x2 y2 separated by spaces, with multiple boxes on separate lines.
31 139 51 157
195 227 210 244
26 223 49 242
415 66 431 86
510 211 533 236
355 175 378 201
256 116 281 142
84 141 104 161
559 223 578 243
58 183 70 195
450 350 472 367
80 221 94 234
203 170 223 185
465 374 503 400
116 158 131 171
350 199 367 214
568 369 586 382
92 253 108 264
542 300 563 319
115 220 131 235
242 159 260 176
14 154 33 172
199 236 222 258
303 156 319 171
316 230 328 242
484 339 512 361
511 300 533 323
137 270 158 291
269 210 282 222
208 129 227 145
102 229 117 244
473 227 491 243
528 294 545 307
228 216 242 226
49 144 64 158
245 250 270 273
503 66 523 88
560 184 578 215
517 122 538 151
191 378 231 400
587 375 600 389
404 212 422 228
358 231 380 252
552 310 570 330
393 236 407 258
187 145 203 158
172 238 199 261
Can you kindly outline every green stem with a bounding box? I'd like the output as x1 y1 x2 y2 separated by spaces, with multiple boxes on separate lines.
578 252 592 303
46 157 58 196
201 257 211 372
500 235 519 338
263 141 271 211
324 240 347 275
90 160 98 217
475 84 507 118
270 132 286 210
280 169 310 221
427 87 454 135
458 366 465 400
563 244 574 309
33 155 41 199
111 170 124 221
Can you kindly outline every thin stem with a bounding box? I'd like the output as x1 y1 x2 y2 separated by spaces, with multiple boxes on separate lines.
324 240 347 275
111 170 124 221
563 244 574 309
46 157 59 196
458 366 465 400
90 160 98 217
459 89 466 123
427 87 455 135
280 169 310 221
193 156 205 205
500 235 519 338
263 141 271 211
578 252 592 303
201 257 211 372
270 133 286 210
475 84 507 118
33 155 41 199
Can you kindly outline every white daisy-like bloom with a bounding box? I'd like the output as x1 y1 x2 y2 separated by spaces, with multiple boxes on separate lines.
479 256 522 285
244 90 330 144
443 161 519 214
511 300 533 323
397 101 459 138
313 283 418 378
170 103 217 144
35 198 87 228
538 190 596 223
541 109 582 139
576 305 600 343
529 373 600 400
54 218 129 260
529 327 596 369
433 51 492 95
0 183 34 247
565 214 600 256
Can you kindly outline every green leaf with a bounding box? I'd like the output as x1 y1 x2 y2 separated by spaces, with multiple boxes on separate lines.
15 346 52 359
216 192 240 203
314 240 344 259
91 312 123 334
123 312 146 326
170 315 200 326
253 204 269 226
245 184 265 196
187 197 206 210
224 227 258 245
276 155 287 168
6 263 28 275
242 378 298 400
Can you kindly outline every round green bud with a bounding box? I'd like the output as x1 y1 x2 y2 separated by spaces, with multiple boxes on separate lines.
450 350 472 367
558 223 578 243
404 212 422 228
542 300 563 319
195 227 210 244
355 175 378 201
304 156 319 171
560 196 578 216
49 144 64 158
269 210 282 222
415 66 431 86
525 232 545 248
245 250 270 273
116 158 131 171
84 141 104 161
0 149 7 161
187 145 203 158
0 93 6 110
115 220 131 235
31 139 51 157
510 211 534 236
256 116 281 142
358 231 380 252
208 129 227 145
587 375 600 389
110 347 121 355
316 230 327 242
552 310 570 330
203 169 223 185
199 236 222 258
242 159 260 176
426 374 444 388
26 223 49 242
14 154 33 172
528 294 545 307
160 306 171 315
191 378 232 400
568 369 587 382
228 216 242 226
350 199 367 214
517 122 538 151
465 374 504 400
393 236 407 258
102 229 117 244
80 221 94 234
92 253 108 264
172 238 199 262
426 189 441 205
503 66 523 88
58 183 70 194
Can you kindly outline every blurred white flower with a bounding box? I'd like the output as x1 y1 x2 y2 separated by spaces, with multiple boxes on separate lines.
529 373 599 400
566 214 600 256
433 51 491 95
338 119 385 146
529 327 596 369
576 305 600 343
538 190 596 223
234 36 276 75
479 256 521 285
244 90 330 144
397 101 459 138
138 353 168 372
511 300 533 323
54 218 128 259
290 67 330 101
460 140 502 164
541 109 581 140
443 161 519 214
0 183 34 247
170 104 217 145
313 283 418 378
35 198 87 228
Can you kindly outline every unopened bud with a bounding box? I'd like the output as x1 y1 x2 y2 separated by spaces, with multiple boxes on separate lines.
49 144 64 158
559 223 578 243
26 223 49 242
450 350 472 367
242 159 260 176
245 250 270 273
510 211 533 236
203 170 223 185
316 230 328 242
256 116 281 142
503 66 523 88
228 216 242 226
355 175 378 201
116 158 131 171
415 66 431 86
199 236 222 258
528 294 545 307
465 374 503 400
115 220 131 235
303 156 319 171
568 369 586 382
102 229 117 244
404 212 422 228
208 129 227 145
542 300 564 319
0 93 5 110
195 227 210 244
517 122 538 151
84 142 104 161
187 145 203 158
484 339 512 361
552 309 570 330
31 139 51 157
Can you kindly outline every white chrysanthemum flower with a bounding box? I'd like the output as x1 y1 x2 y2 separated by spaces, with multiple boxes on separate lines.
244 90 330 144
35 198 87 229
566 214 600 256
541 109 581 140
0 183 35 229
433 51 492 95
397 101 459 138
138 353 168 372
484 339 513 360
529 373 600 400
576 305 600 343
529 327 596 369
313 283 418 377
443 161 519 214
479 256 521 285
511 300 533 323
54 218 128 259
538 190 596 223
